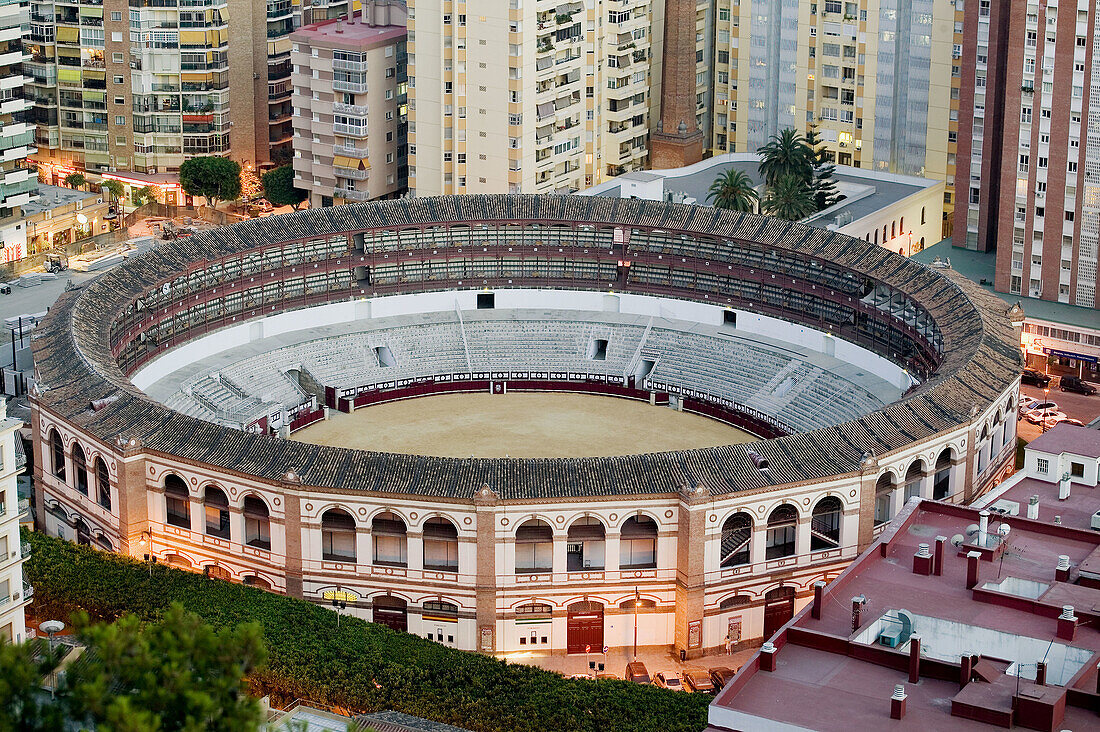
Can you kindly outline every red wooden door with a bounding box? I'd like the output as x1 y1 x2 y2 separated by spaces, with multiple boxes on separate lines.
373 597 408 632
763 587 795 639
567 601 604 654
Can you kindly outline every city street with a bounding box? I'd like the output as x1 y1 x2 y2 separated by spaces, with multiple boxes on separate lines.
1018 381 1100 442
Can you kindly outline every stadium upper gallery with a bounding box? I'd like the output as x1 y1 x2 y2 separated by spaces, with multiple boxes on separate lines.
31 195 1022 657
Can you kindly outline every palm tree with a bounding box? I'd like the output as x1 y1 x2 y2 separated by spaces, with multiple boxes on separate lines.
761 174 817 221
757 128 813 187
706 169 759 213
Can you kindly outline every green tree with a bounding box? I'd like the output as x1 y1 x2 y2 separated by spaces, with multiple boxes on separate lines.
804 125 842 211
133 185 158 207
262 165 308 210
0 638 66 731
761 174 817 221
179 157 241 212
706 168 759 213
63 604 267 732
756 128 813 187
64 172 87 191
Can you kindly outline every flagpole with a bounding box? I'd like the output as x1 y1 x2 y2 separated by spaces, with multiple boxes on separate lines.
633 586 639 660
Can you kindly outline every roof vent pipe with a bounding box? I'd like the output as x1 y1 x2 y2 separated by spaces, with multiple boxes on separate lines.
978 510 989 547
747 450 768 470
1027 495 1040 519
890 684 907 720
1056 554 1071 582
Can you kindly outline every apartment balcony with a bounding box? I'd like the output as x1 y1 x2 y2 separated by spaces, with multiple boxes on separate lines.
333 142 369 157
336 187 370 201
334 165 369 181
332 79 368 94
332 122 367 137
332 58 368 73
333 101 368 116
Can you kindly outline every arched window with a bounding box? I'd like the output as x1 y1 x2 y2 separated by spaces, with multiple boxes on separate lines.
875 229 879 245
423 517 458 571
720 512 752 568
874 474 896 526
882 225 887 242
164 474 190 529
321 508 357 562
203 486 230 539
619 515 658 569
904 461 925 502
899 216 904 231
72 444 88 496
891 221 896 238
243 575 272 590
619 597 656 610
934 448 953 500
164 553 192 569
567 516 605 571
515 519 553 574
74 518 91 545
95 458 111 510
516 603 553 618
765 505 798 559
372 511 408 567
49 430 65 480
977 426 990 472
243 496 271 550
921 206 926 225
810 497 842 551
204 564 231 581
719 595 752 611
423 600 459 619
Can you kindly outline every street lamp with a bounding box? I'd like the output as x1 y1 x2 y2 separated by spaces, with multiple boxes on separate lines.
1041 387 1051 433
138 529 153 575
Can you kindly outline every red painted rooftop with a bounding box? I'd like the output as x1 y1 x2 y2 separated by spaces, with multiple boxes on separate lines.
708 498 1100 731
290 13 406 48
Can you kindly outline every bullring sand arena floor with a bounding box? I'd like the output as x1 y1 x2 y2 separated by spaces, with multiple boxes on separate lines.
291 392 756 458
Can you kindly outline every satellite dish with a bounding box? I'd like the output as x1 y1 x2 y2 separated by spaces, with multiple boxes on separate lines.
39 620 65 634
951 534 965 548
997 523 1011 537
965 523 980 537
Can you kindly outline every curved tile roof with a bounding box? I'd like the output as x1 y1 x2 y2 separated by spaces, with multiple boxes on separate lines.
32 195 1023 500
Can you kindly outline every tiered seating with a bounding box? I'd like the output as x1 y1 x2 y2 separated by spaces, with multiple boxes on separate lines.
154 312 894 434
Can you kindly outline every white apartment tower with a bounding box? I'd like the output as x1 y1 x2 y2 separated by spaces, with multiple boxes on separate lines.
0 399 29 644
407 0 656 196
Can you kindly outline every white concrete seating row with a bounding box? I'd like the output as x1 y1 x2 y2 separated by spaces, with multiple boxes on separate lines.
160 312 889 433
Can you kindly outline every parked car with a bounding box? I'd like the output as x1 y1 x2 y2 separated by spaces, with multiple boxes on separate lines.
1021 369 1052 387
1019 399 1048 417
1040 413 1071 429
1023 402 1060 423
624 661 650 685
1059 376 1097 395
682 669 715 693
709 666 739 689
653 671 686 691
1059 419 1086 427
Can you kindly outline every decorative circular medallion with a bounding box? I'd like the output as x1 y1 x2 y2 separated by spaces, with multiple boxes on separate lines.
273 497 281 507
500 517 509 527
358 507 368 516
664 510 674 519
463 517 472 525
410 512 418 521
849 490 857 498
608 513 617 522
803 498 810 506
555 516 564 524
190 477 197 485
708 514 717 522
304 503 313 512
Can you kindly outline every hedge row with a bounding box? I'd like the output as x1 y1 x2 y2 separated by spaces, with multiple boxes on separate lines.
25 532 710 732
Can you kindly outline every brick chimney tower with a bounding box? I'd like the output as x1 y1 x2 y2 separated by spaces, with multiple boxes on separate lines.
650 0 703 169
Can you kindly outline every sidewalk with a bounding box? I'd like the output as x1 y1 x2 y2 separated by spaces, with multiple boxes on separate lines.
509 643 761 680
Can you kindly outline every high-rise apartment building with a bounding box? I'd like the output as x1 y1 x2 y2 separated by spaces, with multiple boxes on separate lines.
407 0 656 196
0 398 30 644
26 0 353 184
291 1 407 206
703 0 958 229
0 0 37 259
955 0 1098 309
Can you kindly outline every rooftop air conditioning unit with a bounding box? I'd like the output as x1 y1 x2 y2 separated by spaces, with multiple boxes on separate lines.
1091 510 1100 531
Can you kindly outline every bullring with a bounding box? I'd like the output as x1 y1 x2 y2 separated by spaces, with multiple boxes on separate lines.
31 194 1022 658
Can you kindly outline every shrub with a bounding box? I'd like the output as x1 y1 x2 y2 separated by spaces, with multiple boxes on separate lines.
25 532 710 732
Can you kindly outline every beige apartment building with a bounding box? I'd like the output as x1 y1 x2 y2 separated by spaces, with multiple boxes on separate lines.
703 0 960 230
407 0 657 196
291 1 407 206
26 0 354 184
